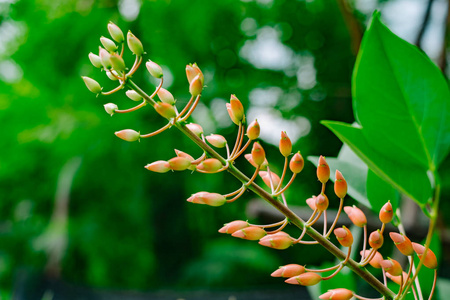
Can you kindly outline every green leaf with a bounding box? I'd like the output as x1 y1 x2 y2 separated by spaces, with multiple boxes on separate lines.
321 121 431 206
366 169 399 213
353 12 450 171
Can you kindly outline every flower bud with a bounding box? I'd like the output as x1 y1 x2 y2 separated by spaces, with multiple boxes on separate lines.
319 288 353 300
289 152 304 174
247 120 260 140
189 74 203 96
206 134 227 148
196 158 223 172
168 157 191 171
144 160 170 173
315 194 329 211
127 31 144 56
88 52 102 68
259 232 294 250
334 226 353 247
232 226 266 240
115 129 140 142
360 250 383 268
251 142 266 166
157 88 175 105
186 63 204 85
187 192 226 207
185 123 203 137
106 70 119 81
126 90 143 101
186 192 208 204
306 196 317 210
229 94 245 123
386 271 408 285
174 149 195 162
99 47 112 69
259 171 280 190
317 155 330 183
104 103 118 116
244 154 268 170
82 76 102 94
344 206 367 227
226 103 240 125
109 53 126 72
271 264 305 278
108 22 124 43
279 131 292 157
369 230 384 249
334 170 347 199
379 201 394 224
412 243 438 269
390 232 413 256
154 102 176 119
219 220 249 234
380 258 402 276
100 36 118 52
146 60 163 78
285 272 322 286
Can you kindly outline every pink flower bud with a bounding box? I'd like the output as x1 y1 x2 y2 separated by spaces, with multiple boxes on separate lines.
247 120 260 140
232 226 266 240
259 232 293 250
154 102 176 119
146 60 163 78
271 264 305 278
127 31 144 56
412 243 438 269
285 272 322 286
186 123 203 137
259 171 280 190
174 149 195 162
115 129 140 142
379 201 393 224
369 230 384 249
219 220 249 234
251 142 266 166
196 158 223 172
82 76 102 94
99 47 112 69
206 134 227 148
88 52 102 68
360 250 383 268
380 258 402 276
126 90 142 101
168 157 191 171
315 194 329 211
244 154 268 170
289 152 304 174
107 22 124 43
187 192 226 207
390 232 413 256
189 74 203 96
317 155 330 183
279 131 292 157
344 206 367 227
334 226 353 247
319 288 353 300
110 53 126 72
334 170 347 199
386 271 408 285
229 94 245 124
157 88 175 105
100 36 118 52
104 103 118 116
144 160 170 173
186 63 204 85
306 196 317 210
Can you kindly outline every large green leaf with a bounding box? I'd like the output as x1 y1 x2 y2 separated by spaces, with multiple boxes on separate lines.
366 169 399 213
353 12 450 171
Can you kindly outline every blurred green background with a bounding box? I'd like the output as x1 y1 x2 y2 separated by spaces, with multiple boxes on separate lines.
1 0 450 299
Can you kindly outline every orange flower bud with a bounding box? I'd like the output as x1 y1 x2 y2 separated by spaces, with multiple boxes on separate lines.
344 206 367 227
186 123 203 137
319 288 353 300
315 194 329 211
334 226 353 247
154 102 176 119
386 271 408 285
126 90 143 101
187 192 226 206
259 171 280 190
380 258 402 276
317 155 330 183
289 152 304 174
306 196 317 210
196 158 223 172
247 120 260 140
189 74 203 96
88 52 102 68
218 220 249 234
389 232 413 256
279 131 292 157
259 232 294 250
244 154 268 170
99 47 112 69
232 226 266 240
82 76 102 94
104 103 118 116
115 129 140 142
412 243 438 269
334 170 347 199
110 53 126 72
157 88 175 105
285 272 322 286
174 149 195 162
127 31 144 56
230 94 245 123
379 201 394 224
226 103 240 125
186 192 208 204
369 230 384 249
107 22 124 43
360 250 383 268
206 134 227 148
186 63 204 85
145 160 170 173
146 60 163 78
168 157 191 171
251 142 266 166
100 36 118 52
271 264 305 278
